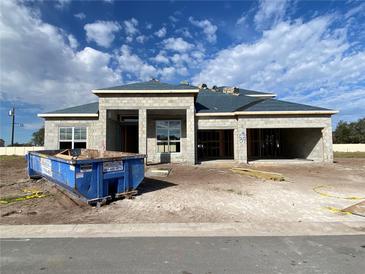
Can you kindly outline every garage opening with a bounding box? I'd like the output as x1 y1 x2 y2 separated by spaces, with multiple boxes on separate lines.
106 110 139 153
197 130 234 161
247 128 323 161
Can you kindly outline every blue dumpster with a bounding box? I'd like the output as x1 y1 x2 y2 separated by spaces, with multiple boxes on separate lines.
26 149 146 206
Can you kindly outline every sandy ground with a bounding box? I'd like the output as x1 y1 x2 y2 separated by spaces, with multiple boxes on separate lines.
0 156 364 225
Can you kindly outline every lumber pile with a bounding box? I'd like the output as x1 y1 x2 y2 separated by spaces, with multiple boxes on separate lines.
231 167 285 181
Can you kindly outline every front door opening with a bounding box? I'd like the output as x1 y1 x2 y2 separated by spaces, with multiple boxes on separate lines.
198 130 234 161
106 110 139 153
121 121 138 153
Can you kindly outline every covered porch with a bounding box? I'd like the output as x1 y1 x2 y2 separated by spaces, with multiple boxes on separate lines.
105 108 195 164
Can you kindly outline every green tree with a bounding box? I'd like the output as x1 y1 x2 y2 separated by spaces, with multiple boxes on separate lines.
31 127 44 146
333 118 365 143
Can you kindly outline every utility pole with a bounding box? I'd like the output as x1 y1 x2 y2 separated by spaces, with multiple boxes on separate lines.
9 107 15 146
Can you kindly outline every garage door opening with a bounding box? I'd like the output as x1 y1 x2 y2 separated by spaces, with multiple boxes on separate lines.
247 128 323 161
198 130 234 161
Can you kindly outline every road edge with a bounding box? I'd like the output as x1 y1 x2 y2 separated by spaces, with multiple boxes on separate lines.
1 222 364 238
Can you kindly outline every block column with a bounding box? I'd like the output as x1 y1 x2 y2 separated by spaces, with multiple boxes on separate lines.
186 106 196 165
237 118 247 163
138 109 147 156
322 124 334 163
96 106 107 150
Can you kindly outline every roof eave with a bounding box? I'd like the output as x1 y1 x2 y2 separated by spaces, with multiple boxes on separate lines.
38 113 99 118
245 94 276 98
196 110 339 116
92 89 200 94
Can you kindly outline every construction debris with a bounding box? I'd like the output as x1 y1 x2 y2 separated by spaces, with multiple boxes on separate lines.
342 201 365 217
145 168 171 177
231 167 285 181
55 149 137 161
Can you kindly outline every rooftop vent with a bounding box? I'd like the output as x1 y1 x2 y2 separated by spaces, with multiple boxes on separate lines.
212 85 220 92
223 86 239 96
198 83 208 89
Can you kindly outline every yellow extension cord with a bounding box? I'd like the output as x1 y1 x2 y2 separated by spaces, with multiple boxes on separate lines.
0 189 47 204
313 185 365 200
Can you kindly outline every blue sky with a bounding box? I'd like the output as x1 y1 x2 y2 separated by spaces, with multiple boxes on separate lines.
1 0 365 145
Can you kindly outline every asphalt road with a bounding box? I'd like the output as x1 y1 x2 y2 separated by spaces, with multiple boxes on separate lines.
1 236 364 274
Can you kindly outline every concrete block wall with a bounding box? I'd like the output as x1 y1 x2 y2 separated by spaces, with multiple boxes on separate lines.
44 118 99 149
237 115 333 163
43 99 334 164
197 116 239 161
146 112 187 164
98 94 196 164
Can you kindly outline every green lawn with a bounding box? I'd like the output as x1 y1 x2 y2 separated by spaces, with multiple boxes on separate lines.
334 152 365 158
0 155 25 161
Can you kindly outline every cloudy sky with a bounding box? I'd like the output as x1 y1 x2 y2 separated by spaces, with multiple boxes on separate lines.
1 0 364 144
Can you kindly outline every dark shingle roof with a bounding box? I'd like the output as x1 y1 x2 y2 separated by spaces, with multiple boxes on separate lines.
40 82 333 116
96 80 198 91
42 94 331 116
196 91 260 113
45 102 99 114
238 99 329 112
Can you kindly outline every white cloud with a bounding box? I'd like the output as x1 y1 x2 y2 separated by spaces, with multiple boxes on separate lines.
254 0 288 30
74 12 86 20
146 23 153 30
169 16 178 23
54 0 71 9
151 52 170 64
189 17 218 43
84 20 121 48
123 18 139 36
115 45 157 81
236 15 247 25
136 35 147 43
67 34 78 49
345 3 365 19
0 1 120 110
155 27 167 38
176 28 192 38
163 37 194 52
192 16 365 121
159 67 176 81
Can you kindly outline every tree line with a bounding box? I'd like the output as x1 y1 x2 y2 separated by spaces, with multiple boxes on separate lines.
333 118 365 144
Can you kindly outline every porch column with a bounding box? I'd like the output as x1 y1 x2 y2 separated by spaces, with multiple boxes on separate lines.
237 119 247 163
138 109 147 155
97 107 107 150
186 106 196 164
322 124 334 163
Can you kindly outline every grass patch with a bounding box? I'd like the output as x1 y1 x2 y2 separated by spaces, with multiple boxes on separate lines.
334 152 365 158
0 155 25 161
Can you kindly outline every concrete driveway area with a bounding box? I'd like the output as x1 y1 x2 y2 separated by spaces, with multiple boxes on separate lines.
0 157 364 231
101 158 365 225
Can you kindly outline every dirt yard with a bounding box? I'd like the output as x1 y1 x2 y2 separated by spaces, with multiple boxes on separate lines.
0 156 364 225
